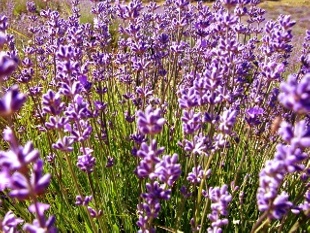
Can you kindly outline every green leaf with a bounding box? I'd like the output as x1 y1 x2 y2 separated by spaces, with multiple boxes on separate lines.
85 222 93 233
112 224 120 233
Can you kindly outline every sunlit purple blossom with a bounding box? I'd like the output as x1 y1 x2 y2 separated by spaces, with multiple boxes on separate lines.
136 140 164 178
207 184 232 233
10 159 51 200
23 203 56 233
278 73 310 113
75 195 92 206
187 166 205 184
181 109 201 135
0 85 26 116
52 136 74 152
1 211 24 233
77 147 96 173
42 90 65 115
0 138 39 172
218 108 238 134
153 154 181 186
245 107 264 126
137 105 165 135
278 120 310 149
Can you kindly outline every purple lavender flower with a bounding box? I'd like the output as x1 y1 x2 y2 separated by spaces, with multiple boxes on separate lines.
105 156 114 168
178 88 198 109
256 141 305 220
142 181 171 203
187 166 205 184
153 154 181 186
274 144 306 173
278 73 310 114
0 139 40 172
1 211 24 233
10 159 51 200
181 109 201 135
77 148 96 173
245 106 264 126
78 75 92 92
218 108 238 134
87 206 102 218
0 51 18 78
42 90 65 115
278 120 310 149
136 140 164 178
23 203 57 233
0 85 26 116
137 105 165 135
26 1 37 13
0 15 8 31
270 192 293 219
75 195 92 206
52 136 74 152
183 134 209 156
207 184 232 233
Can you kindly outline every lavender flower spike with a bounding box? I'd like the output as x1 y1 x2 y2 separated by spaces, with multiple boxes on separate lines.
0 85 26 117
23 203 57 233
10 159 51 200
0 51 18 79
137 105 165 135
207 184 232 233
278 73 310 114
1 211 24 233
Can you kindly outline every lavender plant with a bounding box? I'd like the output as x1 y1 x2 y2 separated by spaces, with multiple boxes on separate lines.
0 0 310 232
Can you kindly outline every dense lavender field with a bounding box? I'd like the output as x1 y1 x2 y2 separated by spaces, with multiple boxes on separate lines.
0 0 310 232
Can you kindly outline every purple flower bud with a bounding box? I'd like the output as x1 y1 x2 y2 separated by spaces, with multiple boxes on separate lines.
42 90 65 115
0 52 18 78
1 211 24 233
52 136 74 152
154 154 181 186
75 195 92 206
278 73 310 114
87 206 101 218
207 185 232 232
10 160 51 200
0 85 26 117
187 166 205 184
77 148 96 173
105 156 114 168
0 141 39 172
0 31 7 49
137 105 165 135
0 15 8 31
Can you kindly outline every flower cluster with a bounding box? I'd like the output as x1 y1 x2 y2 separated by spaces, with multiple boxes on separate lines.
203 184 232 233
257 73 310 222
0 0 309 231
135 106 181 232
